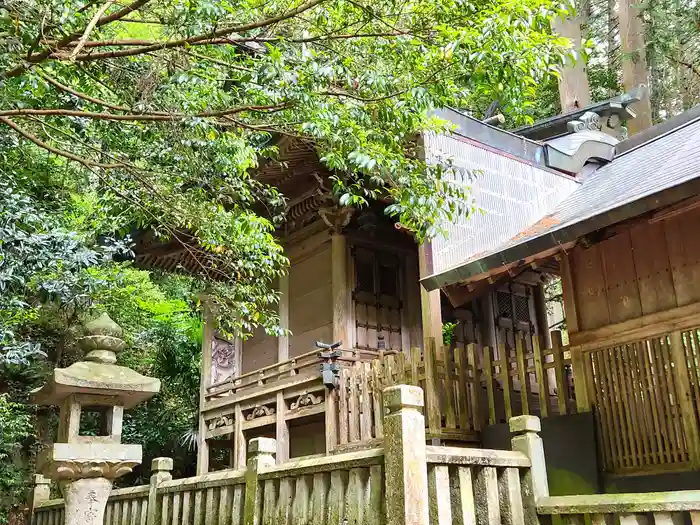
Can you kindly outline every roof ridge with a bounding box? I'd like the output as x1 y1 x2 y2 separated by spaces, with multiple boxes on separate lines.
615 105 700 157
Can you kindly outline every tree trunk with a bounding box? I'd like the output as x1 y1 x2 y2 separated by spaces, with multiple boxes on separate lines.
607 0 618 98
552 2 592 113
619 0 653 133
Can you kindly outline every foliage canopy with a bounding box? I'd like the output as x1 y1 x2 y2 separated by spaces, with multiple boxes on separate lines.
1 0 571 337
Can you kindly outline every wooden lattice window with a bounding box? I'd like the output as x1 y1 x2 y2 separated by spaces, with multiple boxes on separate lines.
352 246 404 351
496 291 513 319
514 295 531 323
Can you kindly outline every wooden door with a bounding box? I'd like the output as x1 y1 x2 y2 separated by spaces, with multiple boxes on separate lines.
352 245 404 351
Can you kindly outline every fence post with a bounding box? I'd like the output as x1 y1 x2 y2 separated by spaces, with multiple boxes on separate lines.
244 437 276 525
29 474 51 522
146 457 173 525
570 345 590 413
510 416 549 525
423 338 442 438
383 385 429 525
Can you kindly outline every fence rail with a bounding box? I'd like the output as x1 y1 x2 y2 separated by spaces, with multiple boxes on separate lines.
537 492 700 525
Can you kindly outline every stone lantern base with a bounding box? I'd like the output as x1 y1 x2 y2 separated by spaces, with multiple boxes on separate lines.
60 478 113 525
38 443 142 525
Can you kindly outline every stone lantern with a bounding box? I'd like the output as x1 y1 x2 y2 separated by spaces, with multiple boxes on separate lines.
32 314 161 525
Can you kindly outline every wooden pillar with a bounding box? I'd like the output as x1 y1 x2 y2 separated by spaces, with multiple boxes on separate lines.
326 233 349 453
276 274 290 464
534 285 552 349
405 251 423 348
560 253 580 334
278 274 290 361
418 242 443 343
383 385 429 525
670 331 700 466
196 301 214 475
331 234 351 347
483 293 498 350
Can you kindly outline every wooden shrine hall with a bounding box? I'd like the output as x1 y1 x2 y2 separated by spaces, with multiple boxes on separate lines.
130 92 700 493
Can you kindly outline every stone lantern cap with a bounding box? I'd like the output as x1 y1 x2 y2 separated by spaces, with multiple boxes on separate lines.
31 313 161 409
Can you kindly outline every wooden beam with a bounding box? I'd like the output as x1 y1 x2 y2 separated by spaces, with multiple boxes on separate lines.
419 242 443 342
560 252 580 334
196 301 214 475
276 274 290 464
649 195 700 224
570 300 700 351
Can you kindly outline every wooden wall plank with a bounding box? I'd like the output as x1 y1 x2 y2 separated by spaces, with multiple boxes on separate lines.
241 327 278 375
289 244 332 298
600 233 643 324
629 222 677 315
665 209 700 307
572 244 611 331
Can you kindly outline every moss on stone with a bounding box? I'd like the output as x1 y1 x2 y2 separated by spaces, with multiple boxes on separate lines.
548 467 597 496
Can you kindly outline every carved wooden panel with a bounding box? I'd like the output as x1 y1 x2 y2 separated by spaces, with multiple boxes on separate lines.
210 336 237 386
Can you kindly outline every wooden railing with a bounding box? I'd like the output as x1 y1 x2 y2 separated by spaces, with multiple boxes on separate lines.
479 331 576 424
31 390 700 525
537 492 700 525
200 347 391 468
205 347 387 401
372 339 483 441
365 333 575 442
32 385 538 525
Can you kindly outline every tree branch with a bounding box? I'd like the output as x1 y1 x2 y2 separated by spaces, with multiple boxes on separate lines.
665 53 700 79
55 0 327 62
49 30 407 53
0 103 291 121
69 0 117 61
37 69 131 112
2 0 151 78
0 116 122 168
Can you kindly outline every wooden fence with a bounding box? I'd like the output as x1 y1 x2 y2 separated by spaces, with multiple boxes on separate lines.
360 333 575 444
575 326 700 476
32 390 700 525
32 385 539 525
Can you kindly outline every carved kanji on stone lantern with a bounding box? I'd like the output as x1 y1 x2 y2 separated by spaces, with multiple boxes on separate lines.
32 313 161 525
